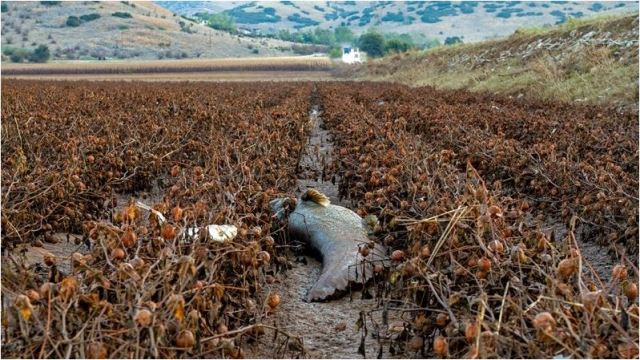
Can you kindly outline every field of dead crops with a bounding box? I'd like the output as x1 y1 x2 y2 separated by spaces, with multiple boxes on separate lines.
1 80 638 359
1 57 332 76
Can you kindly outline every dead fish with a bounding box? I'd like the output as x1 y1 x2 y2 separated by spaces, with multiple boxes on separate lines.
270 189 386 302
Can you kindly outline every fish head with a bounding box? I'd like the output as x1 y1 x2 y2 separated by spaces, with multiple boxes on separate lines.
269 196 296 221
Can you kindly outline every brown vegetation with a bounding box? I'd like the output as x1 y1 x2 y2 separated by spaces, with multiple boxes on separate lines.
1 79 637 358
2 57 333 76
1 80 311 358
355 14 639 111
316 82 638 358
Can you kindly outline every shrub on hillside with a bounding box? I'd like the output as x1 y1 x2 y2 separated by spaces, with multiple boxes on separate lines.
288 13 320 28
112 12 132 19
385 39 411 54
80 13 101 22
8 48 32 63
1 3 8 12
29 44 50 63
382 11 404 22
444 36 463 45
66 16 81 27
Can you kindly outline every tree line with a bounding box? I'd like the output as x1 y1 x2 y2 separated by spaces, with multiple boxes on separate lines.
195 12 449 58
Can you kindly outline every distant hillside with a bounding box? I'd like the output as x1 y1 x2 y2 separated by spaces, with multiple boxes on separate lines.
353 14 639 111
0 1 296 61
157 1 636 43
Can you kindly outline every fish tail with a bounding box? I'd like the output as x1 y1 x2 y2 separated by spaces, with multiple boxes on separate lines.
301 188 330 207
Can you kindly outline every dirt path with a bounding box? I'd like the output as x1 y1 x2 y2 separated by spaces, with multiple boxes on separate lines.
295 90 344 206
248 88 399 359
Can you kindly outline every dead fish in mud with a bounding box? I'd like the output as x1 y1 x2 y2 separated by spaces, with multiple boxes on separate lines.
270 189 387 302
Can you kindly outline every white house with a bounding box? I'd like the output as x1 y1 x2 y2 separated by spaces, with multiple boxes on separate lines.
341 47 363 64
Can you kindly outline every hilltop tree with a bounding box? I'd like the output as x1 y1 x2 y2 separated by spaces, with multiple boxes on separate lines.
385 39 411 54
334 26 354 43
206 12 236 33
358 31 385 57
444 36 463 45
313 28 335 45
29 45 50 63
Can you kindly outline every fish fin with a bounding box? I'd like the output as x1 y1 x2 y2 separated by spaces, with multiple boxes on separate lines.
301 188 330 207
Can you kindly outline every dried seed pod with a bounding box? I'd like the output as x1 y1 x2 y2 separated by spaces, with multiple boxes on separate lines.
359 246 370 257
623 282 638 300
191 281 204 291
557 258 577 278
217 323 228 334
111 247 126 261
582 291 603 312
161 223 176 241
134 309 153 327
39 282 55 299
59 276 78 303
454 266 466 276
267 293 281 309
436 313 449 327
488 240 504 254
263 236 275 247
391 250 405 262
374 264 384 274
170 165 181 177
130 257 145 270
433 336 448 357
465 322 479 343
408 336 424 352
25 289 40 303
168 294 186 322
71 252 88 268
258 251 271 264
612 264 627 281
121 228 137 248
488 205 502 217
171 206 184 222
420 245 431 258
617 342 639 358
175 330 195 348
478 257 491 272
588 342 607 358
14 295 34 321
533 312 556 332
43 252 56 267
212 283 225 299
403 262 416 277
86 342 108 359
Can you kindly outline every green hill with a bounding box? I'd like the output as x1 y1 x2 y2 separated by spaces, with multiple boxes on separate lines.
0 1 296 61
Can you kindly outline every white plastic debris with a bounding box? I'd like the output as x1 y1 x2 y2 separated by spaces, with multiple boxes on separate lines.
184 224 238 243
135 201 237 243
